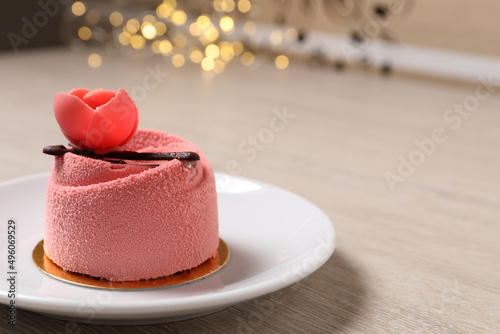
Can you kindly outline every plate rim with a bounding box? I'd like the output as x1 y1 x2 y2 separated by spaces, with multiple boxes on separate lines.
0 172 336 320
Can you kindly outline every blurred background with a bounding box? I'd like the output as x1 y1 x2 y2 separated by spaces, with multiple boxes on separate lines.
1 0 499 79
1 0 499 186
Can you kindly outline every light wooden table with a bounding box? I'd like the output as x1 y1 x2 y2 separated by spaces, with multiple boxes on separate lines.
0 47 499 333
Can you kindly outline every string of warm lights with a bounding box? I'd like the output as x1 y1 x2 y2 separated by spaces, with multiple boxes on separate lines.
69 0 414 73
69 0 291 72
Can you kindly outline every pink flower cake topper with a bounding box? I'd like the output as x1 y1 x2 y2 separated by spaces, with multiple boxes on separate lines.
54 88 138 154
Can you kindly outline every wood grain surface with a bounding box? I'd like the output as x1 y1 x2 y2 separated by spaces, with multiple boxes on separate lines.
0 48 499 334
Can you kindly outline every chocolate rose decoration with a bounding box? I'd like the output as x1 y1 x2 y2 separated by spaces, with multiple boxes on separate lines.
54 88 138 154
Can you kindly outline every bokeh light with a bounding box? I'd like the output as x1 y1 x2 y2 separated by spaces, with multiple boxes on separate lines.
220 16 234 32
155 22 167 35
220 43 235 61
213 0 223 12
232 41 244 55
171 10 187 26
241 51 255 66
143 14 156 24
205 44 220 58
172 54 185 67
189 23 202 36
190 49 203 63
157 3 173 18
152 40 161 54
118 31 131 45
201 57 215 71
71 2 86 16
126 19 140 33
203 26 219 43
238 0 251 13
71 0 301 74
221 0 235 12
159 40 173 54
78 26 92 41
142 24 157 39
109 12 123 27
275 55 289 69
130 35 146 49
88 53 102 68
197 15 211 30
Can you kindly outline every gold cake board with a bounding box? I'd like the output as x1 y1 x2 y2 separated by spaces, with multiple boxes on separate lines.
32 239 229 290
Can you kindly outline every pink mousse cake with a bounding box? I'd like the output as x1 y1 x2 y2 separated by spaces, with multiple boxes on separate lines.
43 129 219 281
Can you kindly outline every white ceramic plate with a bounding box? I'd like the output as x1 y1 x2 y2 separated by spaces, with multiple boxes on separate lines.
0 172 335 325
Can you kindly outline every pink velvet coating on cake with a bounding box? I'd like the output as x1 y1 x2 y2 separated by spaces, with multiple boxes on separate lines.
43 129 219 281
